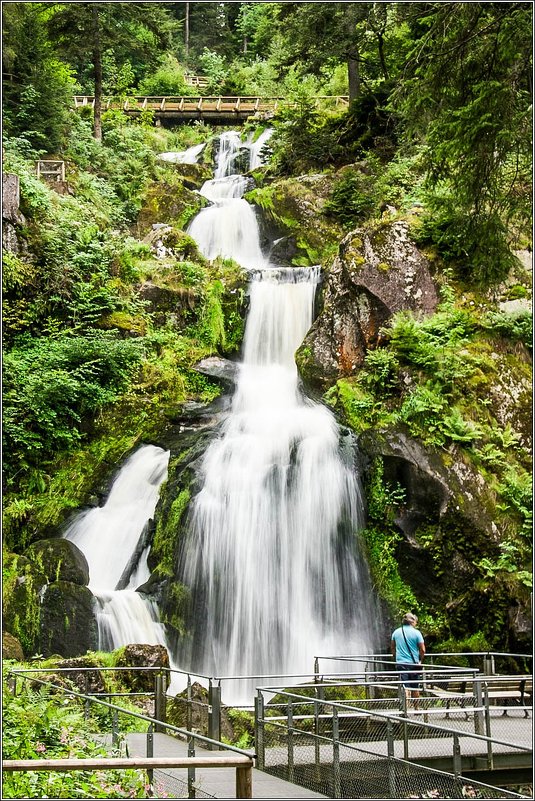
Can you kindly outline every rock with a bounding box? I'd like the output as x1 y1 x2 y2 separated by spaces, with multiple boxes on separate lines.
52 656 107 694
2 173 24 224
39 582 98 658
114 643 170 692
25 538 90 586
138 281 197 329
136 176 207 236
296 221 439 389
498 299 532 314
142 225 202 262
194 356 239 388
167 682 234 741
2 221 21 254
3 552 47 656
3 631 24 661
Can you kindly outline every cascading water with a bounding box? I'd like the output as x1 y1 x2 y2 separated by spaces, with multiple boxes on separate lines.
64 445 170 651
180 130 377 702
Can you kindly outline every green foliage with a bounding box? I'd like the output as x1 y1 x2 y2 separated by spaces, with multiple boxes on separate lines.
324 169 378 228
138 54 188 96
3 332 145 485
481 309 532 348
477 541 532 589
2 677 148 798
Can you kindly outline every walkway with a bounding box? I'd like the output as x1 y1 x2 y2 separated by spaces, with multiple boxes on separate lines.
73 95 349 123
125 732 326 799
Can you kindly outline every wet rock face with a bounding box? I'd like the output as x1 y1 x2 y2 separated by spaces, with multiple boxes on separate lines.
39 582 98 657
25 538 90 586
297 221 439 388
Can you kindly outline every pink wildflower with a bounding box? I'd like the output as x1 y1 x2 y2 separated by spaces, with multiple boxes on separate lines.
35 742 46 753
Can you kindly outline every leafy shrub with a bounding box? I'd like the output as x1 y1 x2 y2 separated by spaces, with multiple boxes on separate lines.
138 54 189 96
3 331 145 484
481 310 532 347
324 170 378 228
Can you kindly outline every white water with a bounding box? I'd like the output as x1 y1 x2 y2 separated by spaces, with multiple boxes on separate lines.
181 131 376 702
158 142 206 164
64 445 171 651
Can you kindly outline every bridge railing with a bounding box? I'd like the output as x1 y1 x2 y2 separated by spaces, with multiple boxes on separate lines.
7 669 254 798
73 94 350 114
254 683 532 799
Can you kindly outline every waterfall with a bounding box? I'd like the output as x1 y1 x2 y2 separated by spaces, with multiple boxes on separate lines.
180 131 376 702
64 445 171 651
158 142 206 164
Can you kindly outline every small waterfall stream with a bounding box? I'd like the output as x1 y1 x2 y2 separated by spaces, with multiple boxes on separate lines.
64 445 170 651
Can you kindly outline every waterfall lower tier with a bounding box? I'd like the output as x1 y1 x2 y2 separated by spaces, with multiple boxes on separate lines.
64 445 172 655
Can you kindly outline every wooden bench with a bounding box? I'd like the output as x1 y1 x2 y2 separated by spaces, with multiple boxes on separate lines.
426 676 532 718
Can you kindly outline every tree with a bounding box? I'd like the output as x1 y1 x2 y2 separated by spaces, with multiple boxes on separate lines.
2 3 76 151
49 3 177 140
394 2 532 282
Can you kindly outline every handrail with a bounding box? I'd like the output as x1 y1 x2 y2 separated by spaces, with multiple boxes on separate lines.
3 757 254 799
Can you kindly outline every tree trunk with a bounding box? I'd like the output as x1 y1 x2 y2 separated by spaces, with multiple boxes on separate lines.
185 2 190 58
92 7 102 141
348 54 360 103
377 34 389 80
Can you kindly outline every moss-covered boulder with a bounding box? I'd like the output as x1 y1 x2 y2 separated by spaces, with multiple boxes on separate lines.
296 221 439 389
3 631 24 661
136 173 207 236
114 643 170 692
39 581 98 657
246 173 344 266
25 538 90 586
52 655 107 694
3 552 46 656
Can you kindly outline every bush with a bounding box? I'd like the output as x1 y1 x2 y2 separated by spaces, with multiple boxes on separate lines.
138 54 189 96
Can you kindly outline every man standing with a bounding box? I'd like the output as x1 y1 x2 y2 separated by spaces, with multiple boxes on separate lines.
391 613 425 707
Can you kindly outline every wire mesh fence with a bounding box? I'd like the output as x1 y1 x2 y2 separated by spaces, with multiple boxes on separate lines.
152 768 216 798
256 687 531 799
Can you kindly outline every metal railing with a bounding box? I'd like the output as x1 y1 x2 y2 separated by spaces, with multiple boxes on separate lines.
6 670 255 799
254 684 532 799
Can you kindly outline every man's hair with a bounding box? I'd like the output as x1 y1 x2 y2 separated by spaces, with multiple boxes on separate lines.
403 613 418 625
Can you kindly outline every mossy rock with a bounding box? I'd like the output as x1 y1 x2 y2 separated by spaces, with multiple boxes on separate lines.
114 643 170 692
3 551 46 656
136 174 206 235
3 631 24 661
97 311 147 336
25 538 89 586
39 581 98 658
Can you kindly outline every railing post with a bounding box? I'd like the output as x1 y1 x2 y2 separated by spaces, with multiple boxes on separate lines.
146 723 154 788
483 653 495 675
314 656 320 682
314 696 321 782
154 673 166 734
287 701 294 784
187 735 196 798
387 719 396 798
236 764 253 799
332 706 341 798
112 708 119 748
84 674 90 720
452 733 462 777
483 683 494 769
474 678 484 735
255 692 265 771
187 675 193 733
208 681 221 749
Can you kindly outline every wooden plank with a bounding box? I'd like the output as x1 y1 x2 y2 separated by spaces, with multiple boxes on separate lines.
3 756 253 771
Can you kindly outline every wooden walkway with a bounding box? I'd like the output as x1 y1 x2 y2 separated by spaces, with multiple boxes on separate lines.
73 95 349 123
125 732 326 798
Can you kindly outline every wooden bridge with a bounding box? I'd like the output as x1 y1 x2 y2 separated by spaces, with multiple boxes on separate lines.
73 95 349 123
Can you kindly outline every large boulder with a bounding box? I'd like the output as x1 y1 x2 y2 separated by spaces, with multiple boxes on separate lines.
3 552 46 656
114 643 170 692
3 631 24 662
296 221 439 389
25 538 90 586
39 581 98 657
